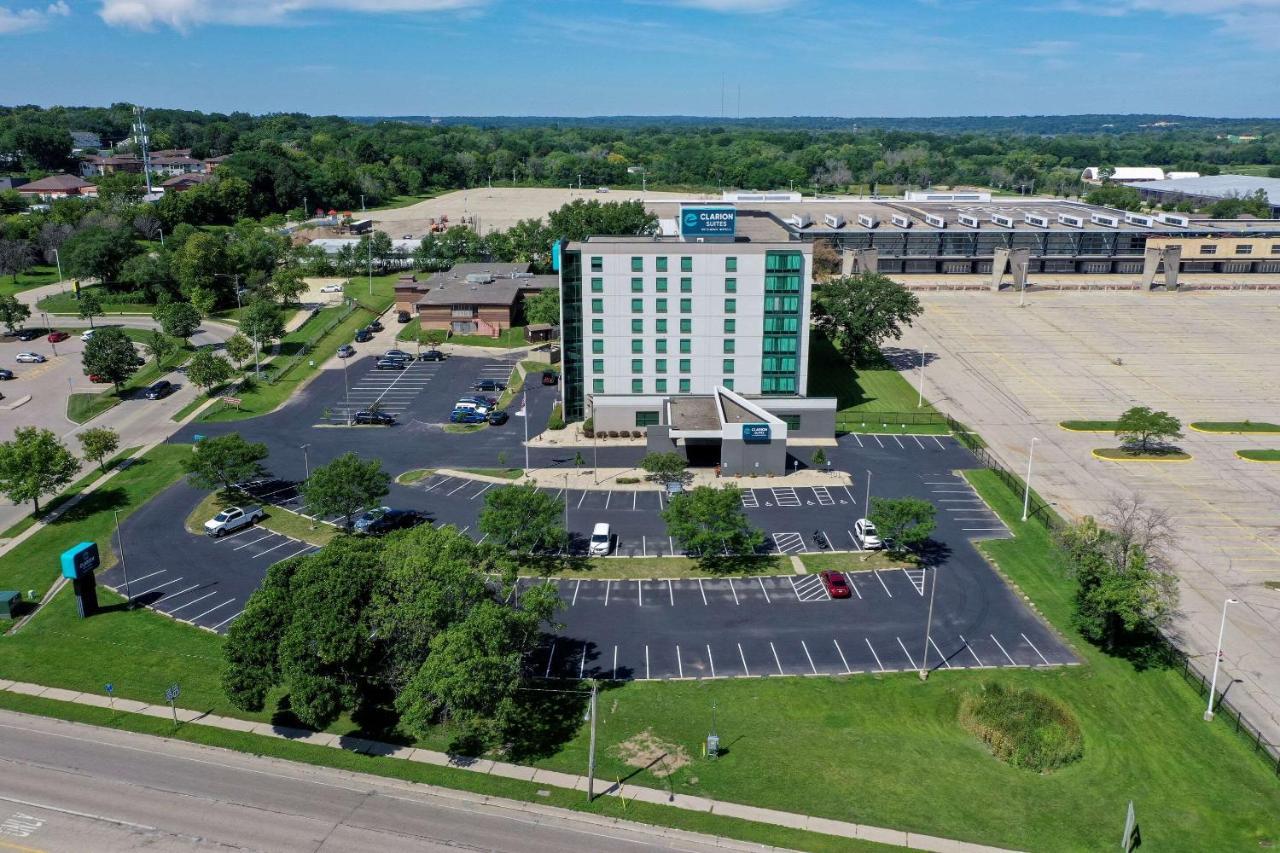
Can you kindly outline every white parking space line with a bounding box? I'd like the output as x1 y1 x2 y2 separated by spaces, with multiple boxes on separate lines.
698 578 708 606
612 646 618 680
872 434 884 448
833 639 852 674
190 599 235 623
470 483 494 500
911 435 925 449
821 531 835 551
447 480 471 496
896 637 918 670
904 569 926 596
156 583 201 605
645 645 650 680
851 433 864 447
604 490 612 509
166 590 217 615
233 533 277 551
932 436 946 449
990 634 1018 666
865 638 887 672
545 641 557 677
423 476 453 492
873 570 893 597
813 486 834 506
771 532 806 554
728 578 739 605
738 643 751 676
847 576 863 599
892 434 904 449
135 576 183 598
577 490 588 508
604 579 611 606
959 634 984 667
770 642 784 675
706 645 717 678
632 491 637 511
211 609 243 631
579 643 588 679
757 577 771 603
668 579 675 607
210 526 261 543
842 486 856 505
800 640 818 675
741 490 759 508
929 637 953 669
123 570 164 585
572 579 581 606
252 538 298 558
772 487 800 507
1021 633 1051 665
676 645 684 679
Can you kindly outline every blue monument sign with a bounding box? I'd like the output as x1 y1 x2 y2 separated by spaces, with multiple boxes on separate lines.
60 542 101 618
742 423 772 443
680 207 736 238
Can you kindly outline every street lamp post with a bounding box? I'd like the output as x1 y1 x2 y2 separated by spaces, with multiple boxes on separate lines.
1021 438 1039 522
53 248 64 294
43 313 56 357
864 469 872 514
113 510 131 604
917 349 927 408
300 444 311 481
919 563 938 680
1204 598 1239 721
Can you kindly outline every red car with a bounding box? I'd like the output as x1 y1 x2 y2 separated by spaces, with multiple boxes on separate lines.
820 571 852 599
87 373 109 383
47 331 69 343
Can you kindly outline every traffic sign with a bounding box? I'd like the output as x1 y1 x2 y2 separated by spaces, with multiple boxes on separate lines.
222 397 242 406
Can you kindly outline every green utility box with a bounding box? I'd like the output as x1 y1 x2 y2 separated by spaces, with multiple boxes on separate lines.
0 590 19 620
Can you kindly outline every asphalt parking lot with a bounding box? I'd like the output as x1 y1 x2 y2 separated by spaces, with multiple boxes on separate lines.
320 352 520 425
527 567 1073 681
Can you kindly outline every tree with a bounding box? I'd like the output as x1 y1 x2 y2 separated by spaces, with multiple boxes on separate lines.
239 299 285 371
301 452 390 532
77 290 104 328
186 349 235 395
810 448 828 468
1056 496 1178 654
0 238 34 284
142 329 177 365
152 301 202 344
522 288 560 326
812 272 923 364
1115 406 1183 454
0 427 80 514
81 327 139 391
0 294 31 335
180 434 270 496
1084 184 1143 212
661 486 764 564
224 332 253 368
61 227 140 285
868 497 936 554
640 452 689 488
78 427 120 472
270 267 308 306
478 483 565 554
545 199 657 242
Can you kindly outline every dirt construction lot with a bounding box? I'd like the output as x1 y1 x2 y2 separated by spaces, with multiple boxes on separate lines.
900 289 1280 748
368 187 708 234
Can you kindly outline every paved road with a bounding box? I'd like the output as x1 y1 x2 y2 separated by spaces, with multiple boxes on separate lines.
0 710 744 852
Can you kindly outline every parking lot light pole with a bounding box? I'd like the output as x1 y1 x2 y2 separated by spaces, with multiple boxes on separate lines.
917 350 927 408
919 563 937 681
113 510 131 604
300 444 311 481
1205 598 1239 721
43 313 56 357
54 248 64 294
1021 438 1039 522
864 470 872 514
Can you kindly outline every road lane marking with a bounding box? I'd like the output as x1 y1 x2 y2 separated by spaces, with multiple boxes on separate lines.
959 634 984 666
668 579 675 606
571 579 581 606
134 577 183 597
892 434 904 449
165 591 217 614
637 580 642 607
872 434 884 448
577 490 587 508
252 538 297 558
698 578 707 606
121 570 164 585
929 637 953 669
612 646 618 680
232 532 276 551
676 645 684 678
190 599 235 623
757 577 771 603
645 645 650 680
706 644 716 678
851 432 864 447
604 579 611 606
912 435 925 449
932 436 946 449
210 609 242 631
865 638 886 672
728 578 739 605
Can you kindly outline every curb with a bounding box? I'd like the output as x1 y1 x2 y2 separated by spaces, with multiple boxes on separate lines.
1189 423 1280 435
1090 449 1192 463
1057 422 1115 432
1235 452 1280 464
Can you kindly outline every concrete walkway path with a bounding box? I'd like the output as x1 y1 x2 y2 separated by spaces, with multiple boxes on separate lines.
0 677 1018 852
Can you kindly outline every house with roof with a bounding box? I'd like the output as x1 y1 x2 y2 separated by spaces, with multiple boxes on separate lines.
160 172 212 193
16 174 99 201
393 263 556 337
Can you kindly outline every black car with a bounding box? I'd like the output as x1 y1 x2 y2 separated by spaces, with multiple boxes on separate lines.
354 328 373 343
15 328 42 342
420 350 445 362
144 380 174 400
367 319 384 333
541 370 558 386
396 311 411 324
472 379 506 392
354 410 395 425
375 358 405 370
364 508 425 535
0 369 13 380
486 410 509 425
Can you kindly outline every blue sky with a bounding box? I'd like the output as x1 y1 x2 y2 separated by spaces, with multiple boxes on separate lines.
3 0 1279 117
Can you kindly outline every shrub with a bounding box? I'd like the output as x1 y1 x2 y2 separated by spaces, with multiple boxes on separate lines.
582 427 595 438
958 682 1083 773
547 402 565 431
631 430 643 439
608 430 619 438
616 477 640 484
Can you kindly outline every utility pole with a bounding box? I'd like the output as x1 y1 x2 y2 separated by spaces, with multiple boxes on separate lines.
864 469 872 514
300 444 311 481
113 510 131 604
586 680 598 802
917 349 927 407
1205 598 1238 721
919 563 937 680
54 248 64 294
1021 438 1039 522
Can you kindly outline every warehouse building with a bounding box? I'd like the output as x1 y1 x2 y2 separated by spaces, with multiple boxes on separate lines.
1129 175 1280 217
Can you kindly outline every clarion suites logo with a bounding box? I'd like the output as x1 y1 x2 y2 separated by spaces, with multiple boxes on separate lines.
680 206 736 236
683 211 700 227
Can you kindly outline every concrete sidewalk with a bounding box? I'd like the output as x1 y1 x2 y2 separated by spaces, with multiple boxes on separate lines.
0 677 1018 853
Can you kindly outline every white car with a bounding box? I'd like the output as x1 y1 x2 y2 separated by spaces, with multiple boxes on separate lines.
80 329 95 340
589 522 612 556
320 283 344 293
204 505 264 537
15 352 45 364
854 518 882 550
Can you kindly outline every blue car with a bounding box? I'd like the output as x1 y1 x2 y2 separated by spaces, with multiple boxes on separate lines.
450 409 487 424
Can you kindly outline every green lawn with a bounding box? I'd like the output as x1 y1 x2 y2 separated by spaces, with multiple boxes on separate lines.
398 323 528 349
198 305 375 422
1237 449 1280 462
38 287 155 315
1094 447 1192 461
1060 420 1119 431
366 191 441 211
67 392 119 424
0 265 60 298
1191 421 1280 433
0 447 141 541
345 272 400 314
458 467 523 479
0 445 190 601
807 331 944 433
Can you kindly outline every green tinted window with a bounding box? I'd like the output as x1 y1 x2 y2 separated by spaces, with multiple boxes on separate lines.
631 257 643 272
655 298 668 313
679 378 690 393
631 319 643 333
680 298 692 313
656 277 668 292
592 379 604 393
592 359 604 374
590 256 603 272
636 411 660 427
725 257 737 272
631 277 643 293
722 359 735 374
723 339 735 354
655 378 668 393
591 277 603 293
591 298 603 313
631 339 643 353
631 298 643 313
679 358 691 373
591 318 603 334
724 298 736 314
632 358 643 373
724 318 736 333
655 338 668 353
656 318 668 333
679 339 691 354
680 277 692 293
655 358 667 373
592 339 604 354
656 256 668 272
680 256 692 272
725 277 736 293
632 378 644 393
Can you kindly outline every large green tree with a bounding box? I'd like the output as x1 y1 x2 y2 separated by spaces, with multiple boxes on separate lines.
61 227 140 285
640 452 689 488
239 299 285 372
301 452 390 531
0 427 80 514
186 349 234 394
81 327 139 391
812 272 923 364
180 434 270 496
0 294 31 334
152 302 202 344
77 290 104 328
77 427 120 473
477 483 565 554
0 238 34 284
1115 406 1183 454
661 485 764 565
522 288 560 326
868 496 937 554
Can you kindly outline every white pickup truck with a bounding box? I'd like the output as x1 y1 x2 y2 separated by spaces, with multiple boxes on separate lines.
204 506 264 537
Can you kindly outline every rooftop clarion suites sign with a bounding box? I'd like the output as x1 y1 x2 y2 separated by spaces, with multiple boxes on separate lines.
680 206 736 238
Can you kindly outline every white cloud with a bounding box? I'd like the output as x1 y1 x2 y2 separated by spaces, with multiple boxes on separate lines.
0 2 69 34
98 0 488 30
1060 0 1280 45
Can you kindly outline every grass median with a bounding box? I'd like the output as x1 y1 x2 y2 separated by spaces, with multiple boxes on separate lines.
184 491 336 547
0 447 142 541
1237 449 1280 462
1059 419 1119 431
808 331 945 435
1190 421 1280 433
